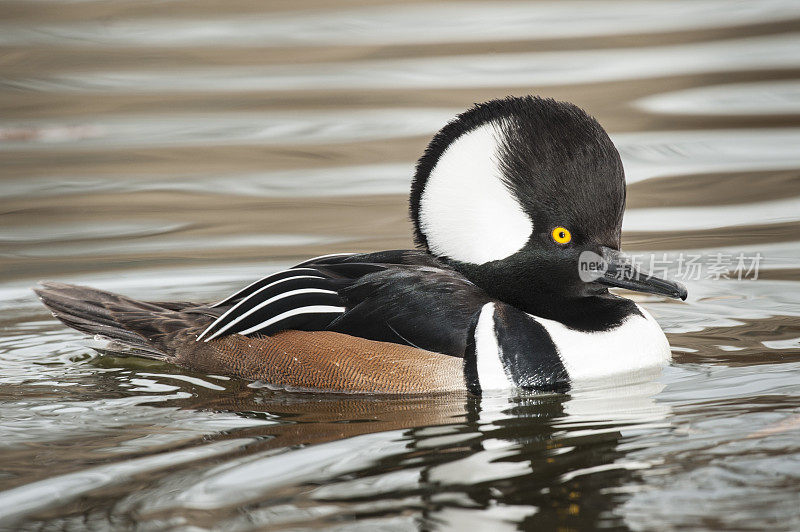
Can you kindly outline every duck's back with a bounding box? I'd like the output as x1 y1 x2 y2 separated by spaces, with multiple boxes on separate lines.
198 250 492 357
34 281 466 394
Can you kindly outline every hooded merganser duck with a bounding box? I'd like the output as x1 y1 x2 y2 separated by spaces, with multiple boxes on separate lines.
35 96 687 395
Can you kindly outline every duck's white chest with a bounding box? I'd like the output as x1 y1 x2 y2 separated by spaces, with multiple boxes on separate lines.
533 306 671 382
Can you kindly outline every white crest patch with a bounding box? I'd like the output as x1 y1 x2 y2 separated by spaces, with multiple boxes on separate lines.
533 305 671 383
474 303 514 391
419 122 533 264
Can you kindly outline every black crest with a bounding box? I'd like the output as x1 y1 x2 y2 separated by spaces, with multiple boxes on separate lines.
409 96 626 251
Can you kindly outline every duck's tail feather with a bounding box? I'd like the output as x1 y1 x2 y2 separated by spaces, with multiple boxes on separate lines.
33 281 213 360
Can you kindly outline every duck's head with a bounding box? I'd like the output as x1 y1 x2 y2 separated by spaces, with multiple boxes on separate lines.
410 96 686 325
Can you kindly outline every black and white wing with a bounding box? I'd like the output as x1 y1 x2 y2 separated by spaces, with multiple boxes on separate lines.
196 269 350 342
198 250 492 357
197 253 393 342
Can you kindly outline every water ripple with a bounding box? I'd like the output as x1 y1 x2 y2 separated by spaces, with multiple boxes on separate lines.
0 163 414 200
616 128 800 184
0 438 253 524
625 196 800 232
0 221 186 244
2 128 798 200
2 1 799 48
0 109 458 150
3 34 800 93
2 233 352 258
638 79 800 116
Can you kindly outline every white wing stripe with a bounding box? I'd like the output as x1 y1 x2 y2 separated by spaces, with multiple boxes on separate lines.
203 288 338 342
237 305 346 336
210 268 324 307
294 252 356 266
302 252 355 262
197 275 327 341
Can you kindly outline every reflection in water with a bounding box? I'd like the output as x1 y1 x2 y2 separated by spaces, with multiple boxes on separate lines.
0 379 674 530
1 0 800 529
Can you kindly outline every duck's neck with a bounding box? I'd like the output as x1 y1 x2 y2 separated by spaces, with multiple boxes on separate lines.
517 293 642 332
439 256 642 331
471 273 639 331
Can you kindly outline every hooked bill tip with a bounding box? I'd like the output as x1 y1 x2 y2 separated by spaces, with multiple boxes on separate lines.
677 283 688 301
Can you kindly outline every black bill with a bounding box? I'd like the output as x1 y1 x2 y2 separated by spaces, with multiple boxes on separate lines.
591 247 688 300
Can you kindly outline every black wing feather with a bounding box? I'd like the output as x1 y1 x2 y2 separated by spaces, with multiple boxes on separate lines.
295 250 443 269
200 251 492 357
330 266 491 357
198 274 348 341
210 268 326 308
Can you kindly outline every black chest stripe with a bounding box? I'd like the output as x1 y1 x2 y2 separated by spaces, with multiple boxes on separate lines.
464 303 570 395
492 303 569 392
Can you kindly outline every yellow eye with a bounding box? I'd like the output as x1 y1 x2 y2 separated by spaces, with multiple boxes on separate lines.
552 227 572 244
